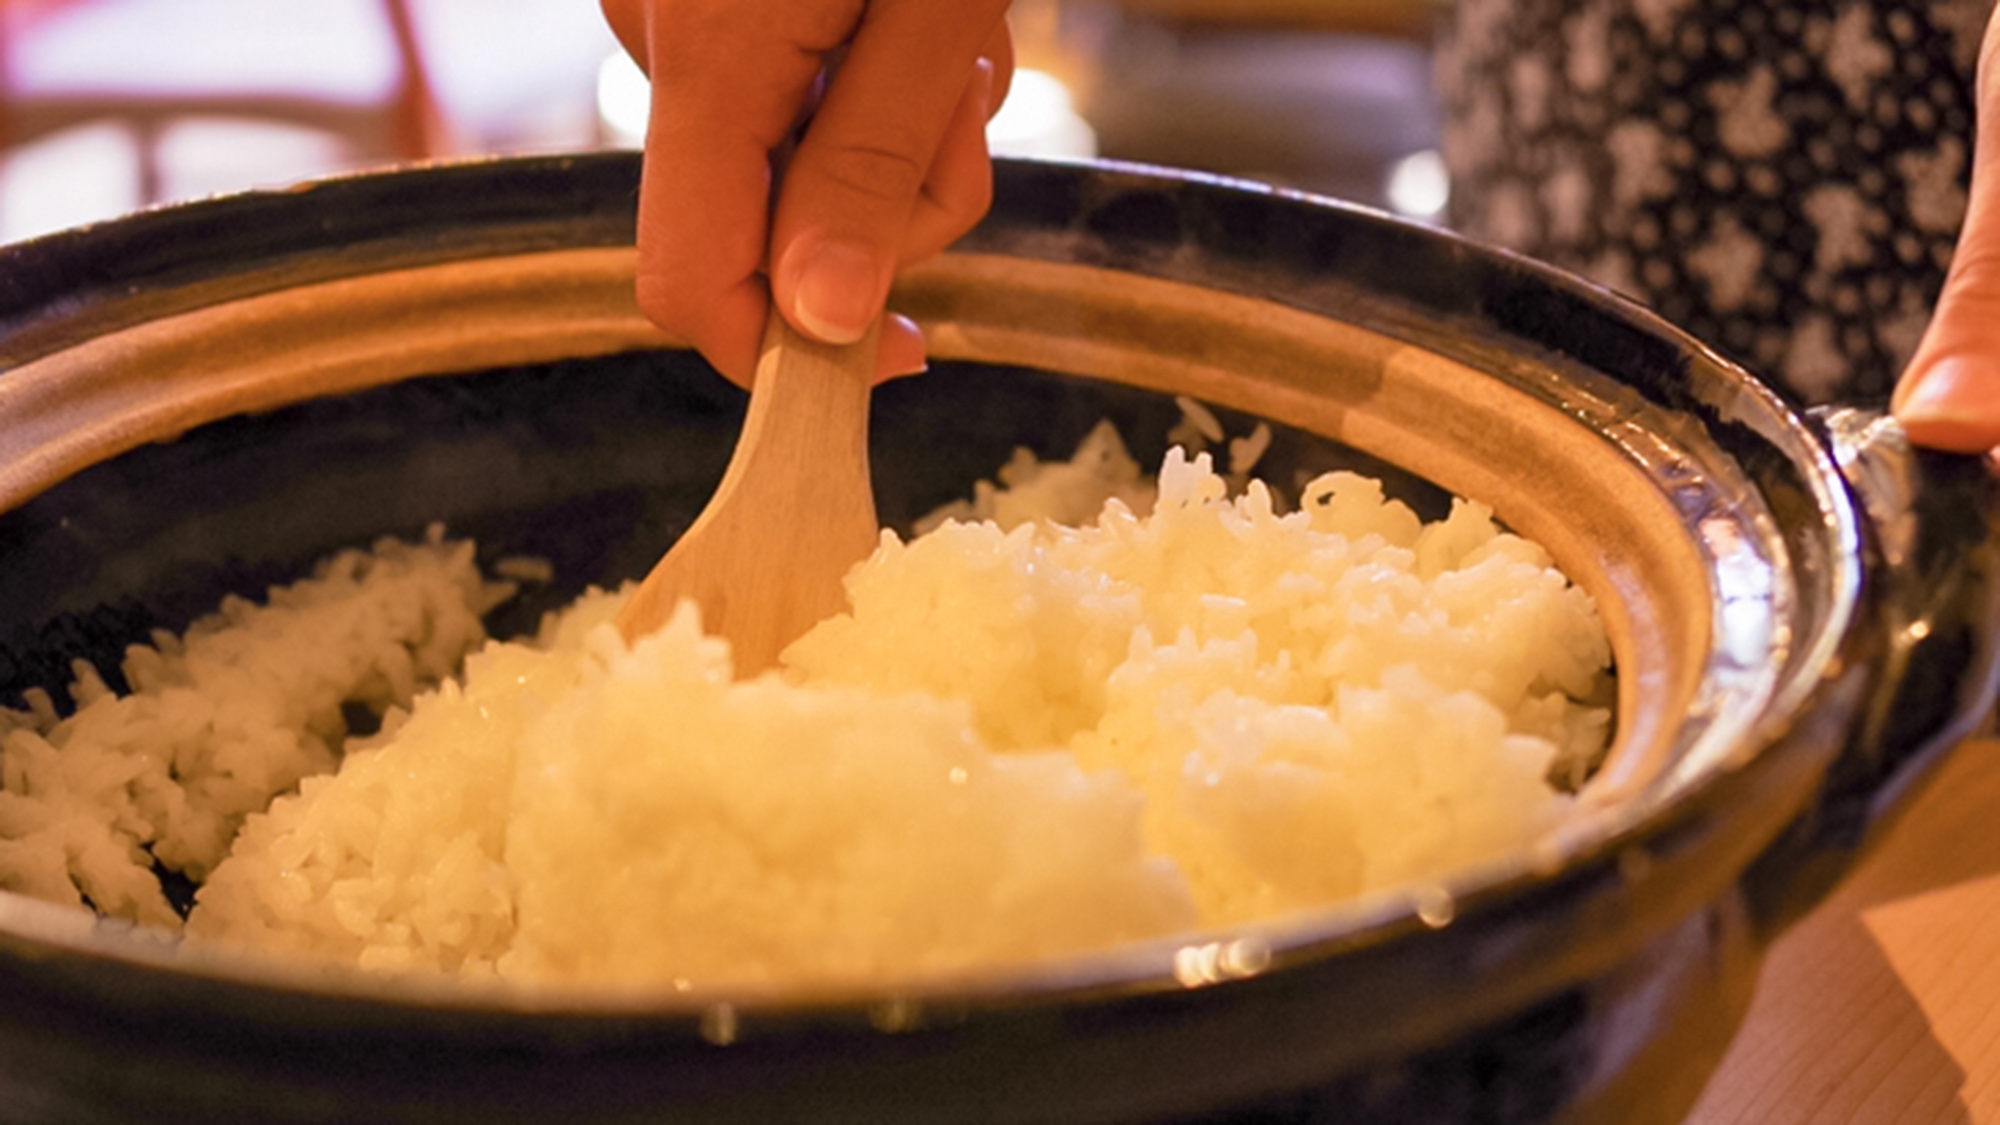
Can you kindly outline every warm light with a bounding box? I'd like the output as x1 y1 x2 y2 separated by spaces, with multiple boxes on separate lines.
0 123 140 242
1172 938 1272 987
1412 885 1457 928
596 51 649 149
597 53 1097 162
987 68 1096 159
1385 148 1449 223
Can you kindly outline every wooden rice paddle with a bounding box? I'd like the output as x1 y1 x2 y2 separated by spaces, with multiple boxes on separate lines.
614 311 880 673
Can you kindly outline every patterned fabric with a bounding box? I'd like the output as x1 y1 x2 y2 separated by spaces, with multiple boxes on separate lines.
1438 0 1995 405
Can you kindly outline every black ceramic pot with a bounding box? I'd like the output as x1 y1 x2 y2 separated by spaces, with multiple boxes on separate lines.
0 154 1992 1124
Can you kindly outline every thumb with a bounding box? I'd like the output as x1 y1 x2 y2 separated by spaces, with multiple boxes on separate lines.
766 3 1010 346
1895 11 2000 452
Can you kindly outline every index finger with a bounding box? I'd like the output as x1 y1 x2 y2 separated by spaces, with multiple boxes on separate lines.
630 1 866 384
767 0 1013 343
1893 7 2000 450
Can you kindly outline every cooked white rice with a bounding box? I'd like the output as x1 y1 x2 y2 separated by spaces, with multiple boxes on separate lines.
0 421 1611 990
0 531 507 929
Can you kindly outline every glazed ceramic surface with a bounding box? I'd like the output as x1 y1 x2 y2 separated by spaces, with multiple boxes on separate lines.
0 154 1993 1124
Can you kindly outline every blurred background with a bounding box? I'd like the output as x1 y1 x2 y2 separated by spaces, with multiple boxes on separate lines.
0 0 1447 243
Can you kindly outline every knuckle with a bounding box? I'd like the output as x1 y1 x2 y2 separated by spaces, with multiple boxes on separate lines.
810 140 930 206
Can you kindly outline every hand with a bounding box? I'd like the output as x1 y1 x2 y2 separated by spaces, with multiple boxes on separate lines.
602 0 1015 387
1894 5 2000 452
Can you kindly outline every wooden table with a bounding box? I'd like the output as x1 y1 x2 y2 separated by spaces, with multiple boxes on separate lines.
1687 736 2000 1122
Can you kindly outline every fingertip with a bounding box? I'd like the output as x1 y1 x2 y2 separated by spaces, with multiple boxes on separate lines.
1894 356 2000 453
874 314 929 382
635 273 769 389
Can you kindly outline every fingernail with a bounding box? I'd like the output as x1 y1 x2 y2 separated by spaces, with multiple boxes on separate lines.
790 239 880 345
1896 357 1977 420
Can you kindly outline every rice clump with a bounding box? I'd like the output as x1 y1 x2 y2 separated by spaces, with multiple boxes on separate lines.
0 532 505 930
1 425 1612 990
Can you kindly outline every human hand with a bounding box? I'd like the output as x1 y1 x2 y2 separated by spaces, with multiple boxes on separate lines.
601 0 1015 387
1894 5 2000 452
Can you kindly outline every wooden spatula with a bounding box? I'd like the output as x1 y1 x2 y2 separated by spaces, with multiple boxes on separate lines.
614 310 880 674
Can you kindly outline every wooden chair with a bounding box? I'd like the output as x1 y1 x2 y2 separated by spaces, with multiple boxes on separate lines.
0 0 445 207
